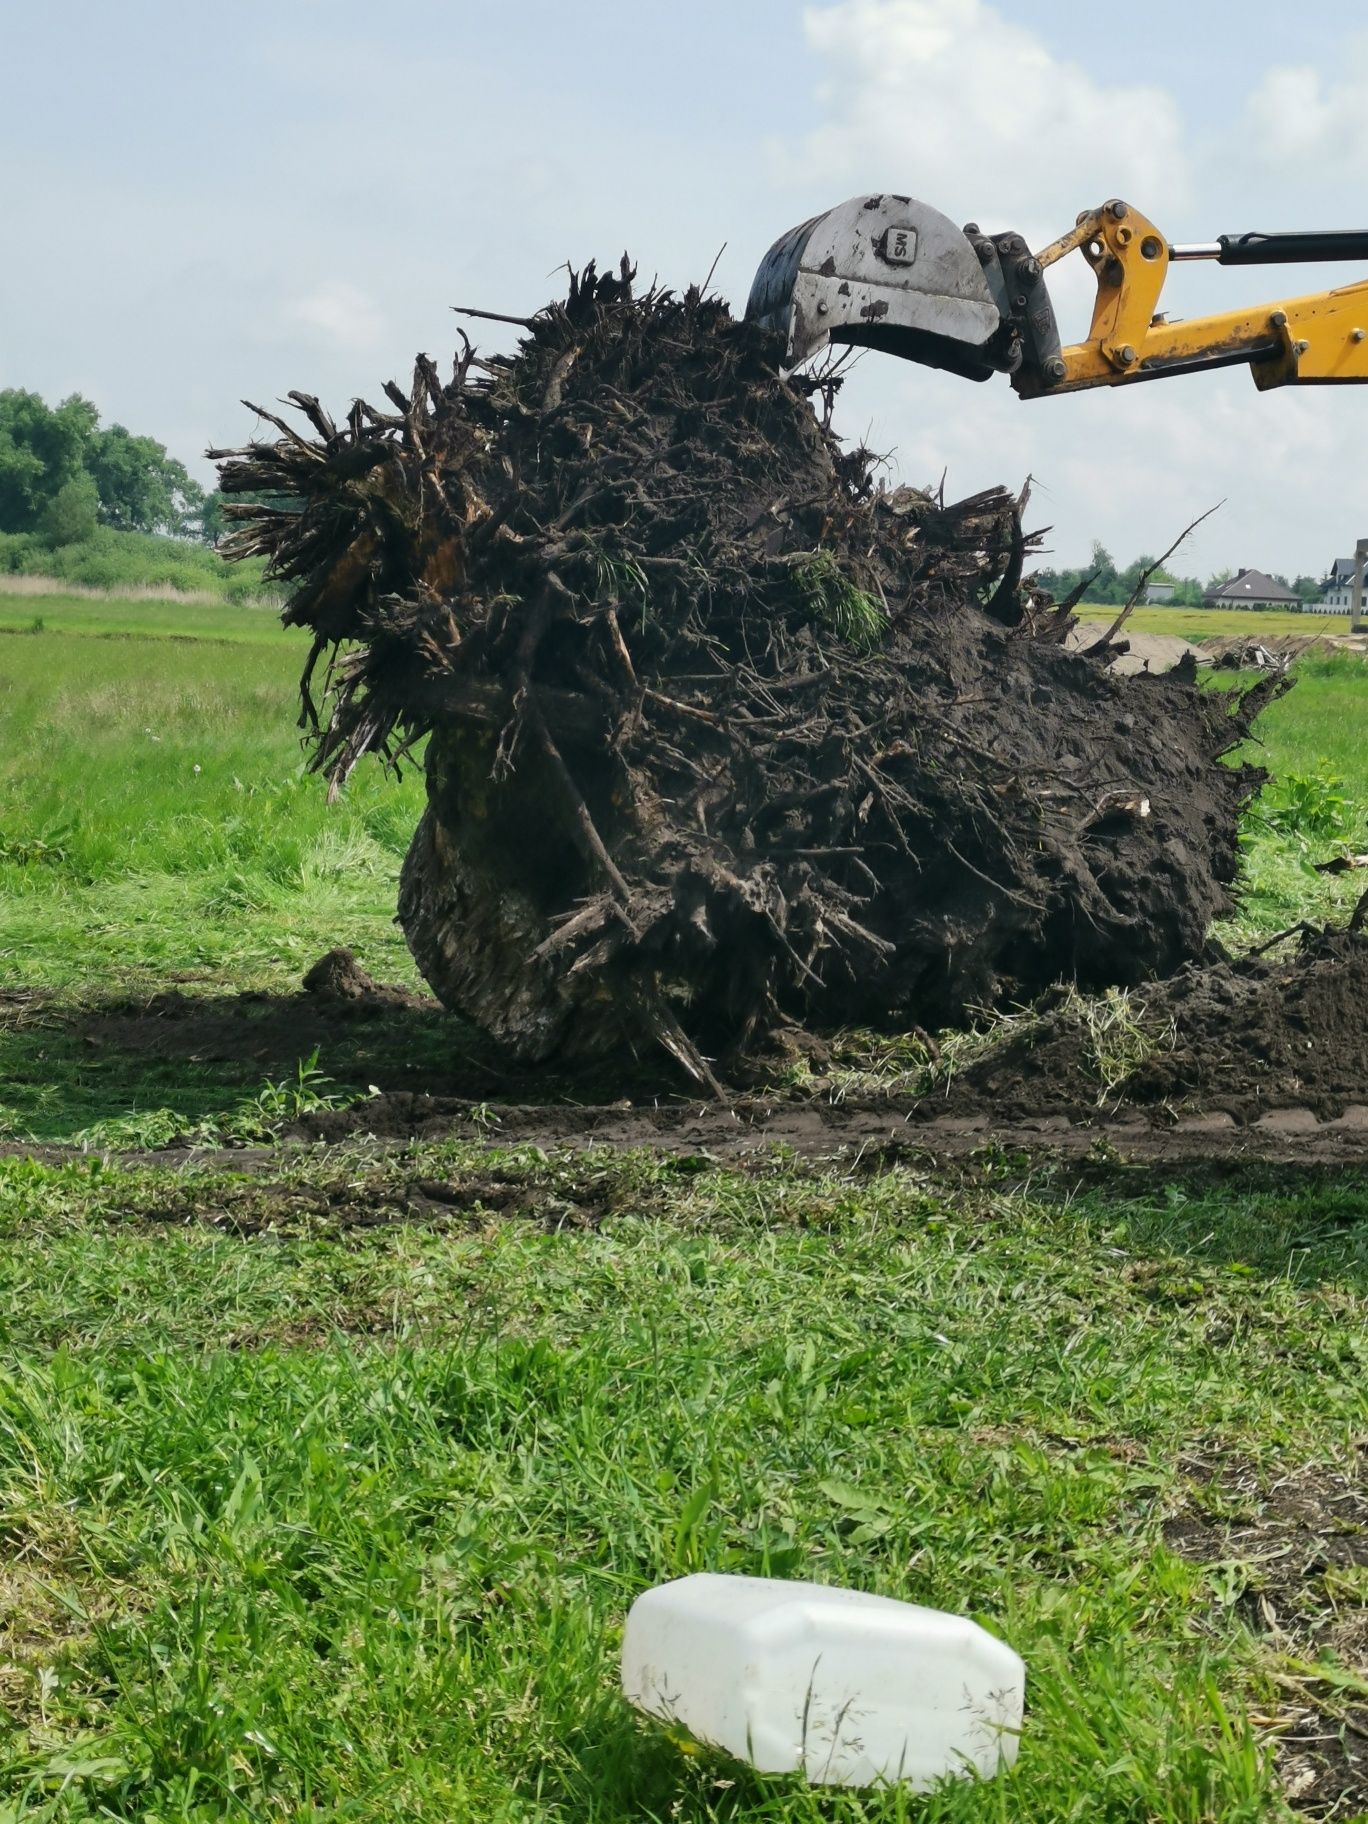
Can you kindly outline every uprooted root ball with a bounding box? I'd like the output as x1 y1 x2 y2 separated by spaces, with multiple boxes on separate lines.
212 261 1284 1085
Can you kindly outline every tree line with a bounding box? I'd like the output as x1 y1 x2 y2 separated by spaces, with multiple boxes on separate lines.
0 389 231 547
1032 541 1324 607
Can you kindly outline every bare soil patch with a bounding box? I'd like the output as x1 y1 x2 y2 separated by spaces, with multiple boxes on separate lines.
1068 620 1212 674
136 1161 640 1240
1164 1455 1368 1818
9 920 1368 1168
290 1089 1368 1169
274 924 1368 1164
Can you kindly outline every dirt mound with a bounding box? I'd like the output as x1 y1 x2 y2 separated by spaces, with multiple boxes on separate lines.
1067 621 1211 675
942 925 1368 1123
302 947 418 1007
213 265 1282 1083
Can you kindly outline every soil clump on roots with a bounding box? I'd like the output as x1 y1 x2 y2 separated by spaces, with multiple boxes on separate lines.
213 262 1283 1086
940 924 1368 1124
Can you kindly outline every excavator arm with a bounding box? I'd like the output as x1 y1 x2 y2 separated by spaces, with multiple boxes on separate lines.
746 194 1368 397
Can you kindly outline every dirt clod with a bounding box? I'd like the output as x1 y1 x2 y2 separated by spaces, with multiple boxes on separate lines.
302 947 412 1005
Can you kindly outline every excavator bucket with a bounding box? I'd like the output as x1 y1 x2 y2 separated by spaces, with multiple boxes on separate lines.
746 193 1009 379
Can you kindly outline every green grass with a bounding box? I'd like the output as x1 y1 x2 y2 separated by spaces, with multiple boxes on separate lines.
0 594 284 643
0 590 1365 1819
1244 654 1368 797
792 551 889 649
0 1146 1364 1820
1222 654 1368 937
0 612 426 1001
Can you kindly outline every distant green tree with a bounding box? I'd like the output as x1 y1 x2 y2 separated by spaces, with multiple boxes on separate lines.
0 436 44 531
1088 540 1121 603
1115 553 1157 603
194 485 298 547
196 486 277 545
197 489 227 545
42 472 100 546
0 390 99 531
0 391 213 539
84 423 205 535
1291 574 1322 605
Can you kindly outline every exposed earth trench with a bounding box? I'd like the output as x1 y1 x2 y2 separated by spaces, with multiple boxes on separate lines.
6 923 1368 1168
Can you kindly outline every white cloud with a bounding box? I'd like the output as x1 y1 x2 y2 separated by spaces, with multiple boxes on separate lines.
284 283 387 353
769 0 1368 577
792 0 1190 246
1244 49 1368 169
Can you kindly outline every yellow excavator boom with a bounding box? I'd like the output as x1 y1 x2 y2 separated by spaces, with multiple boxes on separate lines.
747 194 1368 397
1030 200 1368 396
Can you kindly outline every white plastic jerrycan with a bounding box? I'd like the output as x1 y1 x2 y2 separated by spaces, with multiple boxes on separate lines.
621 1573 1023 1789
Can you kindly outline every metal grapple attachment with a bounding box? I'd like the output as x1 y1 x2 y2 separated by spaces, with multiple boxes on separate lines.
746 193 1062 384
751 191 1368 399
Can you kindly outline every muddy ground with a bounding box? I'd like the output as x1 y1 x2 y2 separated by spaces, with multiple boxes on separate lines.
8 932 1368 1168
941 925 1368 1127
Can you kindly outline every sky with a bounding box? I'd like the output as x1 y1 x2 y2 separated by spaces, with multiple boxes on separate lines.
5 0 1368 578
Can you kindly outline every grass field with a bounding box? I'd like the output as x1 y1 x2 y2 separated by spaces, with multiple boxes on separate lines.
1 591 1366 1820
0 605 424 993
1079 605 1361 640
0 593 285 642
0 600 427 1140
1223 652 1368 939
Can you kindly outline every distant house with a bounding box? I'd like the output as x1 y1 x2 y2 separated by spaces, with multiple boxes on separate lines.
1321 557 1359 611
1202 568 1301 611
1143 582 1176 604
